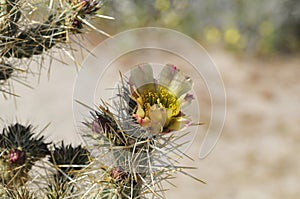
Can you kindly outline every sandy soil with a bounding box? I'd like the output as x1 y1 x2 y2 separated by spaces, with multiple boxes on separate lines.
1 47 299 198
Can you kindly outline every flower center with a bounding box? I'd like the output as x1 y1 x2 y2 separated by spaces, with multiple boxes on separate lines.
139 84 180 117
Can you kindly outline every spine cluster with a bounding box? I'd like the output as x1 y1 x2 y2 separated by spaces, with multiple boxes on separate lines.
0 0 107 96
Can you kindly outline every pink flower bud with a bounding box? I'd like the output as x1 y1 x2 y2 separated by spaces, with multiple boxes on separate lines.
8 149 26 164
110 166 126 181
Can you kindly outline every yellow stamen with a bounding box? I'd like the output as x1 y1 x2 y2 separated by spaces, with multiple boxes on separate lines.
138 84 180 117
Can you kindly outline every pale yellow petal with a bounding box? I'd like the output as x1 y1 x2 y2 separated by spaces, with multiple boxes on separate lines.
148 105 167 133
165 116 192 132
164 108 173 126
149 105 167 125
136 103 145 117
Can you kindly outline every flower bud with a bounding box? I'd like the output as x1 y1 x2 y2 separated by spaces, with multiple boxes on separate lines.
8 148 26 165
110 166 126 182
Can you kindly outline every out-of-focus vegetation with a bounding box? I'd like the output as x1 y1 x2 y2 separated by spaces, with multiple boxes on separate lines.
99 0 300 55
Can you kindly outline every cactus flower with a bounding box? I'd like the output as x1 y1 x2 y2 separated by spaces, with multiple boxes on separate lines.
129 63 194 134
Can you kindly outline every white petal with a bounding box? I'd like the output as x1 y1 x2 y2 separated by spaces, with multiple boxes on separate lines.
159 64 193 98
129 63 154 89
158 64 178 87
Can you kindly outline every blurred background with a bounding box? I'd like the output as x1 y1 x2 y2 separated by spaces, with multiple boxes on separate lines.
99 0 300 55
1 0 300 198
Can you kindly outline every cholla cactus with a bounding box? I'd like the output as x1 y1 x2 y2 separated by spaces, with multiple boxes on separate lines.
0 123 50 189
47 142 91 198
0 63 13 81
2 2 204 198
1 64 204 198
3 187 36 199
1 0 107 59
0 0 112 96
83 63 204 199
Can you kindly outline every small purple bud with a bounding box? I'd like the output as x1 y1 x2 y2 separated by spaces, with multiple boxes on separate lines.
92 118 103 134
8 149 26 164
91 112 114 134
72 19 83 30
110 166 126 181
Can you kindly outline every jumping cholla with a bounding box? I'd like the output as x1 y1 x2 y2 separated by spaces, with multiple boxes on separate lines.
1 1 204 198
0 0 112 96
